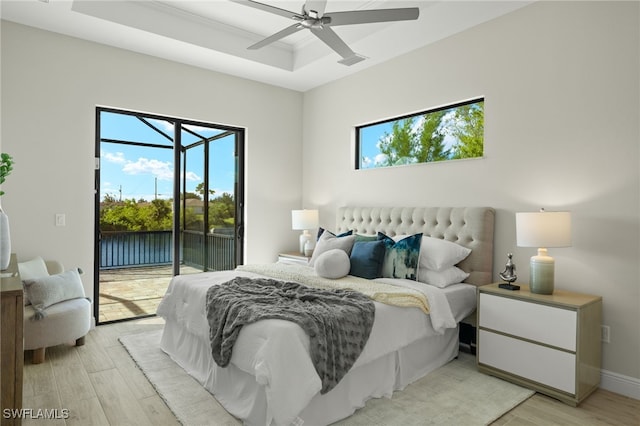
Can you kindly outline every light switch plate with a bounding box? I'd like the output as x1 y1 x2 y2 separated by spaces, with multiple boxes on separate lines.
55 213 66 227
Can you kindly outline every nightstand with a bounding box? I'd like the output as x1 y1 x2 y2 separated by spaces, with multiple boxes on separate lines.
477 283 602 406
277 251 311 266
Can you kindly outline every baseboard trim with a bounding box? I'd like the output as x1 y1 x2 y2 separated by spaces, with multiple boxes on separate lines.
600 369 640 400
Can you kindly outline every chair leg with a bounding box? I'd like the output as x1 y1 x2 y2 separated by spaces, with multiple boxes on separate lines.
32 348 45 364
75 336 85 347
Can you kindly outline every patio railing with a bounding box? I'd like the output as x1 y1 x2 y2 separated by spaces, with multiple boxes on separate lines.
182 229 235 271
100 229 235 271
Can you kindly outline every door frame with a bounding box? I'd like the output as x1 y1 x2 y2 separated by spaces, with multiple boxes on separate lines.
94 107 245 324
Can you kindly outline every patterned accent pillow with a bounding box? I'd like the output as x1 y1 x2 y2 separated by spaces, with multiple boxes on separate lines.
377 232 423 280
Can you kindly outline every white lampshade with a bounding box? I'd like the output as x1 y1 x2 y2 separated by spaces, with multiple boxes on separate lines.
515 209 571 295
516 210 572 248
291 209 319 230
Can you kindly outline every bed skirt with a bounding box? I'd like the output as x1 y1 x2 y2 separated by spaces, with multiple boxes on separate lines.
160 319 459 426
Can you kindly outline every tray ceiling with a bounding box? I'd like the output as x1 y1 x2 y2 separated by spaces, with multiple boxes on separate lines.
1 0 533 91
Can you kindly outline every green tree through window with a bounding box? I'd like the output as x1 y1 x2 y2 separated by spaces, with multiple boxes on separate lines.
357 99 484 169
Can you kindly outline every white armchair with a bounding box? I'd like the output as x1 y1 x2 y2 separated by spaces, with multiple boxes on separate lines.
19 258 92 364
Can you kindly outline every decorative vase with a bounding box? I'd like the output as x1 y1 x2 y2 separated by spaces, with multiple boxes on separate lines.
0 207 10 270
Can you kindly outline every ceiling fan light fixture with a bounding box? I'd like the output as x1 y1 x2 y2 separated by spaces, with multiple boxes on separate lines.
237 0 419 64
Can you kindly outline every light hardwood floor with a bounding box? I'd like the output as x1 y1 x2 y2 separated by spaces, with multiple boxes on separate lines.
22 318 639 426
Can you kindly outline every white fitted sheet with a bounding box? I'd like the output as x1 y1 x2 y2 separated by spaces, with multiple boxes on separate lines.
157 270 476 425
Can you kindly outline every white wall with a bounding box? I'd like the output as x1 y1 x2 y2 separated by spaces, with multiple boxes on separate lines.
302 1 639 385
0 21 304 304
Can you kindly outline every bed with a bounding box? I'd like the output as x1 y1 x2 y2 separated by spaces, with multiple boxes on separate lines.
157 206 495 425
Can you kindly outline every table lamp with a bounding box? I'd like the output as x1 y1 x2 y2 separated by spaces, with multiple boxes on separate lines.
292 209 319 255
516 209 571 295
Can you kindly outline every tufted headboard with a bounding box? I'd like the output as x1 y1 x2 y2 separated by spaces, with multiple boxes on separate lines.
335 207 495 286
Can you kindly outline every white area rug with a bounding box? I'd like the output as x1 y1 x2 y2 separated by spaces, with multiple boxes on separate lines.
120 330 534 426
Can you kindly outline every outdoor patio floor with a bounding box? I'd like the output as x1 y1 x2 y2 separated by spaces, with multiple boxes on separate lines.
98 265 201 323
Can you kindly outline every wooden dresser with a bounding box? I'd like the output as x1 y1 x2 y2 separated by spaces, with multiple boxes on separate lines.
1 254 23 426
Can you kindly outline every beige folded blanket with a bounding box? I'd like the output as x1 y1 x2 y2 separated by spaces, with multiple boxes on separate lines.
237 263 430 315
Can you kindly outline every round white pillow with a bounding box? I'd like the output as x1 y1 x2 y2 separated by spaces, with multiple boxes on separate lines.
314 249 350 279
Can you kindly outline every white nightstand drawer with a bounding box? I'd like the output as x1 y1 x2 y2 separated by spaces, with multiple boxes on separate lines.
479 330 576 394
479 293 577 351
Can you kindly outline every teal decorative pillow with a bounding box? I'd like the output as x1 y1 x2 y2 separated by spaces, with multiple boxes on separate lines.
354 233 378 242
349 241 386 279
377 232 423 280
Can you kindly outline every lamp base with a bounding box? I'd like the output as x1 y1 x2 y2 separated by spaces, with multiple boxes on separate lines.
529 248 555 294
299 230 312 255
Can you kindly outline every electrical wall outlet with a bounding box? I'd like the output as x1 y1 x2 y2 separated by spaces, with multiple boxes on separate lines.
55 213 66 227
601 325 610 343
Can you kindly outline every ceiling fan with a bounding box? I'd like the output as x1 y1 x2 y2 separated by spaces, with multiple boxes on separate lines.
231 0 420 66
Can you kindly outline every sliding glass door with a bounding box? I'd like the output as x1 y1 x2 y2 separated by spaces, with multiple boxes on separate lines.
178 123 241 275
95 108 244 323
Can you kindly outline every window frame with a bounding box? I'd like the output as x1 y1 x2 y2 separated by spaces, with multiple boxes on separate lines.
355 97 484 170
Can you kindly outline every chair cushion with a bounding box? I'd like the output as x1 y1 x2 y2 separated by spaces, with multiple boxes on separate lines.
23 270 86 320
23 298 91 350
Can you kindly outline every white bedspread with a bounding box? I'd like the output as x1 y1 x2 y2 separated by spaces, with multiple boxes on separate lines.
156 265 472 425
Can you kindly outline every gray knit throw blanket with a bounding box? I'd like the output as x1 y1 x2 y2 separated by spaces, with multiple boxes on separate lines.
205 276 375 394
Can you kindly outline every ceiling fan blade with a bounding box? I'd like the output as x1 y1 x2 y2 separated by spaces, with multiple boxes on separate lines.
326 8 419 26
230 0 302 20
304 0 327 17
248 23 304 50
310 26 356 60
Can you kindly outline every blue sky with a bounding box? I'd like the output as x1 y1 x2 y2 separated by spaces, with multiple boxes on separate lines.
359 121 394 169
100 111 235 202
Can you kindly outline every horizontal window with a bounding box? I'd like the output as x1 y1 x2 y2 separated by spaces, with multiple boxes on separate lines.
356 98 484 170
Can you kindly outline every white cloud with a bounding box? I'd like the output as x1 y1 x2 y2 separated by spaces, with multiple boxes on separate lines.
102 151 127 164
185 171 201 182
123 157 174 180
102 148 202 199
149 119 174 134
122 157 202 182
374 153 387 165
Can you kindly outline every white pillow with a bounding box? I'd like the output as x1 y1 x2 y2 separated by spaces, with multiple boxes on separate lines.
309 231 356 266
23 269 86 320
314 249 351 279
18 256 50 306
18 256 49 281
419 236 471 271
418 266 470 288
